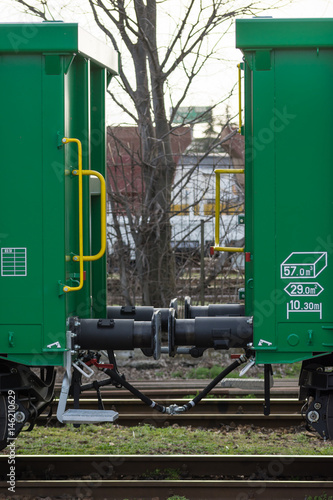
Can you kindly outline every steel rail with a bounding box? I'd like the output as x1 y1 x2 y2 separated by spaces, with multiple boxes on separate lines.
2 479 332 500
1 456 332 500
53 379 300 400
2 454 333 479
48 397 302 414
38 411 303 429
111 413 302 428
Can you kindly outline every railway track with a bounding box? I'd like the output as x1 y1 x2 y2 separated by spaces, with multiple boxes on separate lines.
53 378 300 399
41 397 304 428
46 380 303 428
4 479 332 499
1 455 332 499
51 397 302 414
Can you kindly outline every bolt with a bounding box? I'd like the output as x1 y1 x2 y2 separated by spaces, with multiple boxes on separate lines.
74 319 80 327
247 317 253 325
10 368 17 374
307 410 320 423
314 402 322 410
74 345 81 350
15 411 25 423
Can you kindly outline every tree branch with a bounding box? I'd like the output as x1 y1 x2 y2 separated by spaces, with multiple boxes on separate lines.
12 0 53 20
163 2 255 80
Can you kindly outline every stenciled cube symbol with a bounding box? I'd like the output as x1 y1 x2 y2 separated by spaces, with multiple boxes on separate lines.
280 252 327 279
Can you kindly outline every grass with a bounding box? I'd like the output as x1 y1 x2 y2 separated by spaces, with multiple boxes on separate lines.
2 423 332 456
141 468 182 479
175 365 242 380
173 362 303 380
187 366 222 379
273 361 302 379
167 497 189 500
304 496 333 500
183 393 224 399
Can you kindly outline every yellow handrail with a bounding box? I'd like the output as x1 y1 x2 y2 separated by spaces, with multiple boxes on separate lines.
212 169 245 254
215 169 244 175
61 139 107 292
78 169 106 262
62 137 84 293
238 63 242 134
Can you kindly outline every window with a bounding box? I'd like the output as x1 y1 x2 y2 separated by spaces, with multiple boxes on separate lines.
171 204 190 216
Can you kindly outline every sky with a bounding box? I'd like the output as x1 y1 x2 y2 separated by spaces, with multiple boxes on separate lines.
1 0 333 128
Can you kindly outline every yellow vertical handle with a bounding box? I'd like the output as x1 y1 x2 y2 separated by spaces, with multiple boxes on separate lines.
62 137 84 293
214 170 221 249
79 169 106 262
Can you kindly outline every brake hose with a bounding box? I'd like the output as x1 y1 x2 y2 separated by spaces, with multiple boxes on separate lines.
103 354 247 415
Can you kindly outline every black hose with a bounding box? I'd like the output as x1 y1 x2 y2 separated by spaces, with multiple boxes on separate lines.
103 368 167 413
182 357 244 411
102 356 245 415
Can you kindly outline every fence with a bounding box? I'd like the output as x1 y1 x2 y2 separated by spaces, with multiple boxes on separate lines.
107 248 245 308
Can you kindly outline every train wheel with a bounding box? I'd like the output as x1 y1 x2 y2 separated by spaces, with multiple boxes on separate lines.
0 362 56 450
305 391 333 439
300 355 333 439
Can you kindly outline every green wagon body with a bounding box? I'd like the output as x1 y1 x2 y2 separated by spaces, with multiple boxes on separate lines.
236 18 333 364
0 23 117 367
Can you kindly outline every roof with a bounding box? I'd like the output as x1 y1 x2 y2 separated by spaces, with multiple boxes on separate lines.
107 126 192 166
0 22 118 73
236 18 333 49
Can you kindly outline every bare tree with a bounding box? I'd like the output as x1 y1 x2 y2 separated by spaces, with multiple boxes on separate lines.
106 119 245 305
106 124 192 306
13 0 263 306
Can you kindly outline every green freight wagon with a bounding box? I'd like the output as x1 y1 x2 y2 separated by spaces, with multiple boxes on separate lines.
0 22 118 446
236 18 333 438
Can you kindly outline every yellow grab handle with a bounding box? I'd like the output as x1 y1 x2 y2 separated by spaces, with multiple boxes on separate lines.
62 137 84 293
215 169 244 175
212 169 245 254
75 169 106 262
213 246 244 253
61 138 107 293
238 63 242 134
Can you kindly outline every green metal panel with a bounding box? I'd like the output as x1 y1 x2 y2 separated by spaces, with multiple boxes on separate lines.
244 57 254 318
0 326 42 355
0 23 117 366
41 52 67 367
0 54 47 364
64 56 92 319
90 63 107 319
236 19 333 364
0 23 118 74
237 18 333 48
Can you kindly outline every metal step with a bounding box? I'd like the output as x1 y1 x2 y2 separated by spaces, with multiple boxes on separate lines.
61 409 119 424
